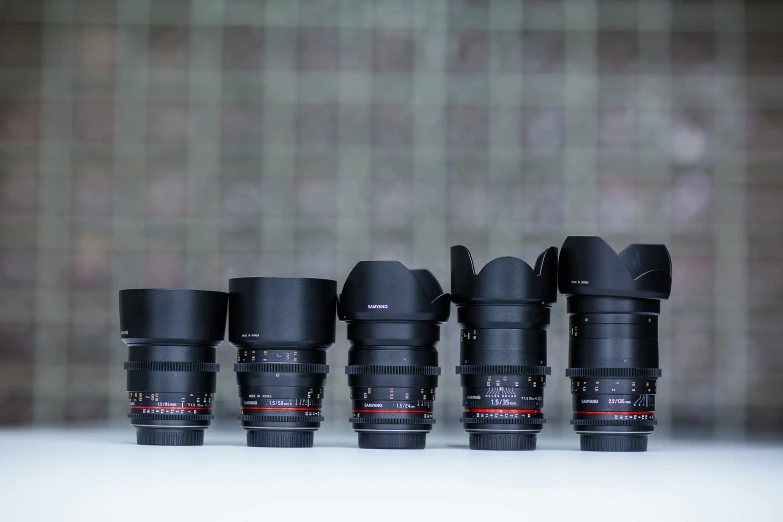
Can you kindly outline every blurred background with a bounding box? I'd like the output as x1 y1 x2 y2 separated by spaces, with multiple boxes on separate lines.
0 0 780 443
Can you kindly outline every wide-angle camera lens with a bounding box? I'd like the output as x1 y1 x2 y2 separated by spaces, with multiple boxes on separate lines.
229 277 336 448
120 289 228 446
451 245 557 451
339 261 450 449
559 236 672 452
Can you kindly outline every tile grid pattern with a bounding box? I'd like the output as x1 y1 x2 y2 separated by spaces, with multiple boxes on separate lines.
0 0 781 439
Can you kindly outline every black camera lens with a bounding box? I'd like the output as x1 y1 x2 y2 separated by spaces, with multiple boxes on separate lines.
228 277 336 448
559 236 672 452
120 289 228 446
451 245 557 451
338 261 450 450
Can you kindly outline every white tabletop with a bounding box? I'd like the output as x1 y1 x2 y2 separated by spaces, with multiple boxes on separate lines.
0 428 779 522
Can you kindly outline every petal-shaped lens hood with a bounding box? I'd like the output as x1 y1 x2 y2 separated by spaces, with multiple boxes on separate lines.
558 236 672 300
450 245 558 305
338 261 450 322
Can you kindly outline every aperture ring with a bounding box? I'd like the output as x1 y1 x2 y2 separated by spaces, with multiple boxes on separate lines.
124 361 220 372
457 365 551 376
128 412 214 421
349 417 436 425
571 419 658 427
565 367 662 378
345 365 441 376
238 415 324 423
461 417 546 425
234 362 329 374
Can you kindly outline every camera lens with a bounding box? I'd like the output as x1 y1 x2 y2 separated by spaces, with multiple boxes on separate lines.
228 277 336 448
451 245 557 451
338 261 450 449
120 289 228 446
559 236 672 452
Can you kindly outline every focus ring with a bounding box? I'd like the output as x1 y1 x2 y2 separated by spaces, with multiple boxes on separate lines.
457 365 551 376
234 362 329 374
128 413 214 421
345 365 441 376
461 417 546 425
566 367 662 378
349 417 436 425
238 415 324 423
124 361 220 372
571 419 657 426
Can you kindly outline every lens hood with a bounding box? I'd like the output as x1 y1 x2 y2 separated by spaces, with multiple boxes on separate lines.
119 289 228 345
558 236 672 300
228 277 336 348
338 261 450 323
451 245 558 305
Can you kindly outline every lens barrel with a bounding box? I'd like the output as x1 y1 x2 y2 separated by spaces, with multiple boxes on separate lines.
451 245 557 451
559 236 672 452
228 277 336 448
338 261 450 449
120 289 228 446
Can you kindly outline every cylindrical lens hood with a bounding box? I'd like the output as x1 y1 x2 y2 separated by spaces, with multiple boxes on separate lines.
229 277 336 448
559 236 672 452
451 245 557 451
120 289 228 446
339 261 450 450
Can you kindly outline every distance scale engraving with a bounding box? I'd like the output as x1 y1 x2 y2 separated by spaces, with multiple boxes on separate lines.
240 387 324 417
128 392 213 415
350 387 435 418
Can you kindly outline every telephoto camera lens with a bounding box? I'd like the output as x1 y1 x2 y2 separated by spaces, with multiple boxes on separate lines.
229 278 336 448
559 236 672 452
451 245 557 451
339 261 450 449
120 289 228 446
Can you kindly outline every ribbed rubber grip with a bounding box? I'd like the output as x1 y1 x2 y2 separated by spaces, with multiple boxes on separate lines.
469 433 537 451
345 365 441 376
566 367 662 378
238 415 324 423
129 412 214 421
579 434 648 452
247 430 314 448
357 432 426 449
234 362 329 374
124 361 220 372
136 428 204 446
457 365 551 376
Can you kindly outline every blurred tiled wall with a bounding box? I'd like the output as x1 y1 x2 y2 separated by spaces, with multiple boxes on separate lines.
0 0 780 440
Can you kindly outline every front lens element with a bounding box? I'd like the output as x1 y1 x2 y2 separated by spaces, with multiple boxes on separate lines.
229 277 336 448
120 289 228 446
559 236 672 452
451 245 558 451
339 261 450 449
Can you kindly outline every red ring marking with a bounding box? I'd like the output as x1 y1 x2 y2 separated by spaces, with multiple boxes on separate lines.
574 411 654 415
242 407 321 411
352 409 430 414
130 406 212 411
464 408 541 414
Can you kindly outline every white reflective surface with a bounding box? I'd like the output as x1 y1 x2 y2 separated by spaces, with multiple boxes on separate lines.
0 429 778 522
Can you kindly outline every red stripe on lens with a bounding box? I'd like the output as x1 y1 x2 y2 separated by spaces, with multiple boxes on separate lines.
242 407 321 411
130 406 212 411
464 408 541 414
574 411 654 415
352 409 431 413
